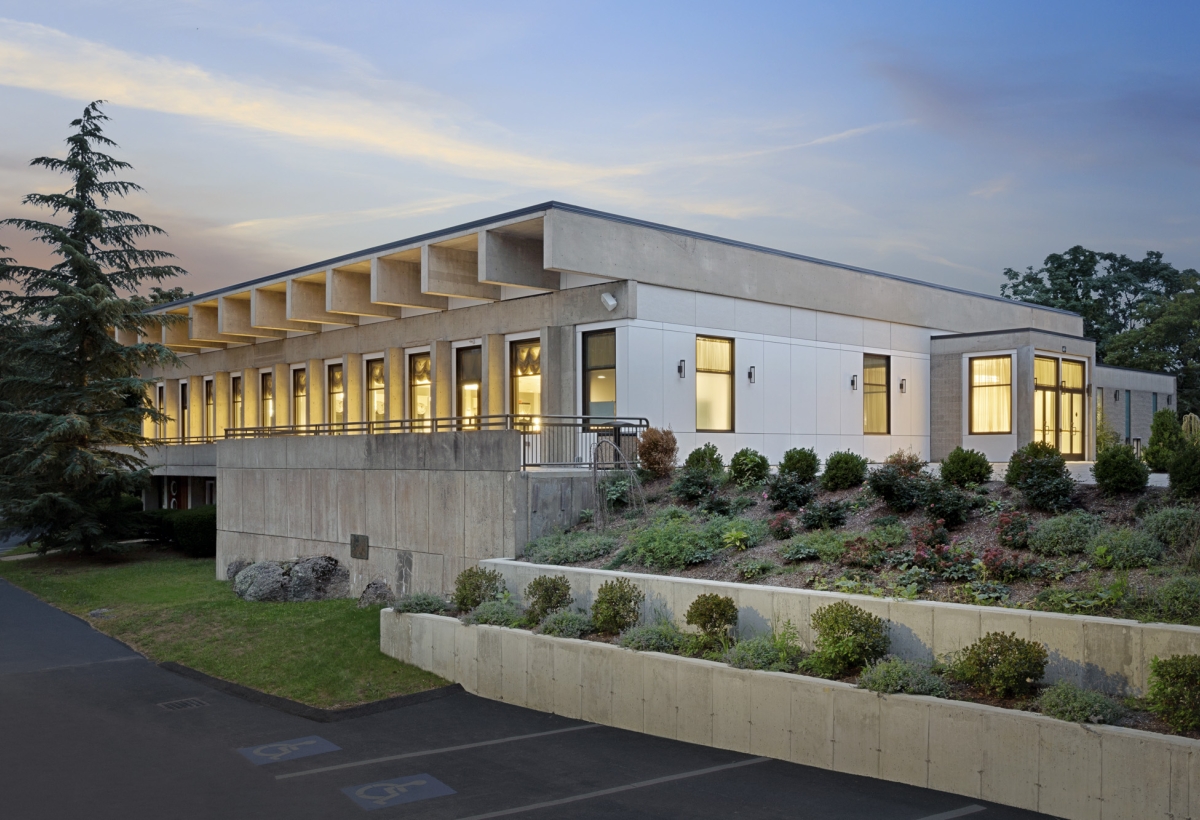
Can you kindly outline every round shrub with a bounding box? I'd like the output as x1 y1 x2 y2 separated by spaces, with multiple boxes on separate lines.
725 625 806 673
524 574 573 623
1170 442 1200 498
765 472 816 512
637 427 678 478
591 577 644 634
858 657 949 697
996 511 1032 550
1142 506 1200 559
940 446 993 487
779 447 820 483
1147 654 1200 731
1091 444 1150 495
729 448 770 488
866 465 926 513
453 566 505 611
800 499 848 530
167 505 217 557
803 601 889 678
883 449 926 475
618 618 688 652
1087 527 1162 569
1005 441 1075 512
683 443 724 476
685 593 738 640
946 631 1047 697
670 466 717 504
1146 410 1184 472
392 592 448 614
1028 511 1104 556
539 610 593 638
919 480 972 528
821 450 869 491
1004 440 1061 486
1150 577 1200 624
1036 680 1123 724
465 599 523 626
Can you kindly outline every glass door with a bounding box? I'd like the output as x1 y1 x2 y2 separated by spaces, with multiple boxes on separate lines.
1033 357 1058 447
1059 360 1085 459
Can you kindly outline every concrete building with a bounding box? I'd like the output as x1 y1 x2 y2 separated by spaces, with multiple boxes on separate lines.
133 202 1176 594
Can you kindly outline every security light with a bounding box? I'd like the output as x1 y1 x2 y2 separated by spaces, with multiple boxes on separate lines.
678 360 685 378
1114 390 1119 402
899 379 906 394
748 366 755 383
600 292 618 311
851 375 857 390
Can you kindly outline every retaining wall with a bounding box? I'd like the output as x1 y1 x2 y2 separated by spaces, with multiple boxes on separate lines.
483 558 1200 696
382 611 1200 820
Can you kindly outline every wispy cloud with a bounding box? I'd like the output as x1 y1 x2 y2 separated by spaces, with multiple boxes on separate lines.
970 175 1012 198
214 193 493 239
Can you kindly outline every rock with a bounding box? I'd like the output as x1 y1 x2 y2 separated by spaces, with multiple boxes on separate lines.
226 559 251 582
287 556 350 602
233 562 289 602
88 608 112 619
357 579 395 609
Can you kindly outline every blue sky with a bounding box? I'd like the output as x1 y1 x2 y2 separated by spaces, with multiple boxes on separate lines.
0 1 1196 298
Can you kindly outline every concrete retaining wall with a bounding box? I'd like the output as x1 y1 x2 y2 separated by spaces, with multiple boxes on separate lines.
482 559 1200 696
382 611 1200 820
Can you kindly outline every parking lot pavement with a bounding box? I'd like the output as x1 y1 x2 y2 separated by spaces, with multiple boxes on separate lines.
0 581 1053 819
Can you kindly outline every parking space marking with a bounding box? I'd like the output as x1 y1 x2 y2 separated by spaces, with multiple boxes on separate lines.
342 774 456 811
239 736 342 765
915 807 985 820
450 756 771 820
275 724 599 780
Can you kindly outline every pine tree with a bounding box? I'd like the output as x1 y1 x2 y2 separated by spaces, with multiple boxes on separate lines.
0 101 183 553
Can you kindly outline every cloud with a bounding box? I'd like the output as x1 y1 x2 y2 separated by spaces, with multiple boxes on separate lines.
213 193 493 239
970 175 1012 198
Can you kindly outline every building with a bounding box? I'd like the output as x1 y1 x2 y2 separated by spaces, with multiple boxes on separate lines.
132 202 1176 594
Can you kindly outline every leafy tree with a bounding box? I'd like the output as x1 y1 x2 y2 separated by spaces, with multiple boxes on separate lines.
1105 280 1200 417
0 101 183 553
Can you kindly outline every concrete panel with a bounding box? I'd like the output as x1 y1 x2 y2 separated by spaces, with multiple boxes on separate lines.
642 652 678 739
395 470 431 552
480 230 557 290
264 470 288 536
675 656 714 747
831 687 880 778
499 628 528 705
772 590 811 649
365 471 396 547
737 587 775 638
409 614 434 672
429 617 457 681
609 648 645 733
464 472 506 560
1101 726 1174 820
241 469 266 534
862 318 891 351
1031 611 1086 686
926 702 983 798
877 696 929 787
931 603 982 658
637 284 695 325
427 471 465 557
580 643 613 725
524 634 555 713
309 469 337 543
454 618 479 693
816 312 863 346
551 639 583 719
1141 625 1200 697
712 667 752 753
979 711 1040 811
1036 720 1102 820
1082 620 1140 694
475 627 503 700
749 672 793 761
423 243 500 301
371 257 448 310
286 436 337 469
979 608 1031 642
887 600 934 663
336 470 366 544
411 551 444 595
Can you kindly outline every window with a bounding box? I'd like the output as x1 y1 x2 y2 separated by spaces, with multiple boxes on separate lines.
367 359 385 424
510 340 541 423
292 369 307 427
1033 356 1057 446
180 382 189 436
409 352 431 428
969 356 1012 434
863 354 890 435
156 383 166 438
696 336 733 432
328 364 344 426
456 346 482 426
583 330 616 418
230 375 242 429
260 372 273 427
204 379 215 439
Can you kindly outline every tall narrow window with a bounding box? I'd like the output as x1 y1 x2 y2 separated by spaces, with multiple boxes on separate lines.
204 379 215 440
583 330 616 418
292 369 307 427
1059 359 1085 458
863 354 890 434
230 375 242 430
969 356 1012 434
367 359 386 425
409 352 431 429
328 364 344 426
510 340 541 425
456 346 482 427
1033 356 1057 446
180 382 189 438
260 372 274 427
696 336 733 432
156 384 166 438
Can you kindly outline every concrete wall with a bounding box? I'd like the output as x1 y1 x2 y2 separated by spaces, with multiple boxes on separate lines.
1095 365 1178 447
383 611 1200 820
483 559 1200 696
139 443 217 477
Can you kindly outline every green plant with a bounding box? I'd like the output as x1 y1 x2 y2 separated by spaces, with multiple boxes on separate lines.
686 593 739 643
1143 507 1200 560
945 632 1047 697
1092 444 1150 494
670 466 717 504
392 593 448 614
600 473 634 508
996 511 1032 550
591 577 644 634
637 427 678 478
1034 577 1134 615
940 447 993 487
729 448 770 488
683 443 725 476
800 499 848 530
919 480 972 528
524 531 617 564
1028 511 1104 556
1005 441 1075 512
767 512 794 540
858 657 949 697
1149 577 1200 624
779 447 820 483
1146 410 1184 472
735 557 777 581
1087 527 1162 569
464 598 524 626
872 514 901 528
1170 442 1200 498
524 575 573 623
453 566 505 611
711 516 768 551
1097 406 1122 455
866 465 927 513
821 450 869 491
166 506 217 557
539 610 593 638
868 523 909 550
765 472 816 512
802 601 889 678
724 621 806 672
578 509 595 524
781 530 847 562
616 517 714 569
1036 680 1123 724
884 449 926 475
1147 655 1200 731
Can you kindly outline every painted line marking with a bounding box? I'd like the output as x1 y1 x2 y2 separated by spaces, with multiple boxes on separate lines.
275 724 600 780
915 806 986 820
450 756 771 820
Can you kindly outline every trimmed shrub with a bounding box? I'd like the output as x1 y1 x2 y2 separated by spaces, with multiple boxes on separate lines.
539 610 593 638
730 448 770 488
524 575 572 623
618 618 689 652
1143 506 1200 560
858 657 949 697
1147 655 1200 731
167 505 217 557
725 622 806 673
637 427 678 478
1170 442 1200 498
802 601 889 678
884 449 926 475
779 447 820 483
867 465 926 513
1087 527 1162 569
670 466 717 504
686 593 738 640
821 450 869 491
1006 441 1075 512
392 592 448 614
1004 440 1060 485
453 566 505 611
1028 511 1104 556
945 632 1047 697
465 599 523 626
1092 444 1150 495
940 446 993 487
765 471 816 512
524 531 617 565
800 499 848 530
1037 680 1123 724
683 443 724 476
1149 577 1200 625
996 511 1032 550
1146 409 1184 473
592 577 644 634
919 480 972 528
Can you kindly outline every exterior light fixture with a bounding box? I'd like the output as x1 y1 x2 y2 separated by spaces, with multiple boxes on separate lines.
1062 346 1067 353
600 292 618 311
851 375 858 390
899 378 907 394
748 366 755 383
678 360 686 378
1114 390 1120 402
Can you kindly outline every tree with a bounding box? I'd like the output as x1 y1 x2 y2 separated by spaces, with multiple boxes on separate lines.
0 101 183 553
1105 279 1200 417
1001 246 1193 356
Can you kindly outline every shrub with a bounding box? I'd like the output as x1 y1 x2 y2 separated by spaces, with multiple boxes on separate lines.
866 465 926 513
945 632 1047 697
1028 511 1104 556
767 512 794 540
618 617 688 652
920 480 972 528
686 593 739 640
765 472 816 512
800 499 848 530
858 657 949 697
524 531 618 565
592 577 644 634
872 514 901 528
996 511 1032 550
1087 527 1162 569
453 566 505 611
735 557 777 581
911 519 950 546
524 575 573 623
802 601 889 678
779 447 820 483
1146 409 1184 473
1004 440 1060 485
599 473 633 508
729 448 770 488
725 622 806 673
884 449 926 476
465 599 523 626
1006 441 1075 512
1092 444 1150 495
671 466 717 504
980 547 1034 583
710 517 768 552
683 443 724 476
780 530 846 562
868 523 909 550
821 450 869 491
1170 442 1200 498
1036 680 1123 724
940 447 993 487
166 505 218 557
539 610 593 638
839 536 886 569
1143 506 1200 560
1147 655 1200 731
1149 577 1200 624
392 592 448 614
620 517 714 569
638 427 678 478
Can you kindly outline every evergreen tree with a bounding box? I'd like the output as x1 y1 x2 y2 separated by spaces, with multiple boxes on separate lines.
1144 409 1183 472
0 101 183 553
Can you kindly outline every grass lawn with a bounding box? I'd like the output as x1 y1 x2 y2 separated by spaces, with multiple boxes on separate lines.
0 549 447 708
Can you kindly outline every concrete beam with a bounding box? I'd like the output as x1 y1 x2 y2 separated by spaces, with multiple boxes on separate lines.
251 288 321 333
327 267 404 318
114 327 139 345
189 304 253 346
287 279 359 326
162 317 209 352
479 231 557 291
422 243 501 301
371 257 448 310
219 296 285 339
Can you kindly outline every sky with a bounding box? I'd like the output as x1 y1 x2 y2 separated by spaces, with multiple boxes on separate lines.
0 1 1196 299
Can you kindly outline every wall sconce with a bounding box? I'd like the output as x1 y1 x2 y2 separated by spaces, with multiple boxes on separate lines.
748 366 756 384
677 360 686 379
600 292 618 311
850 375 858 391
1061 346 1067 353
899 378 906 394
1114 390 1120 402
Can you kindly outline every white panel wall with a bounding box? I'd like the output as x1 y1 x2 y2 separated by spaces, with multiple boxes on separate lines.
662 330 694 453
734 338 764 435
626 325 663 424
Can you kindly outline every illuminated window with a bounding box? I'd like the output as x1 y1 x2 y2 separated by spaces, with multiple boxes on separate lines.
156 383 166 438
260 372 274 427
457 346 482 426
367 359 385 424
583 331 616 418
696 336 733 432
409 352 431 429
328 364 344 426
292 369 307 427
180 382 189 437
204 379 215 439
510 340 541 423
863 354 890 435
969 356 1012 434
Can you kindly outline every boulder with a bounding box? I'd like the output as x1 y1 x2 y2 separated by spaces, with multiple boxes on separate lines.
233 562 289 602
226 558 251 582
357 579 396 609
288 556 350 602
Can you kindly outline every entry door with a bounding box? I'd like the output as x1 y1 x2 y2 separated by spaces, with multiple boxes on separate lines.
1058 360 1085 459
1033 357 1058 447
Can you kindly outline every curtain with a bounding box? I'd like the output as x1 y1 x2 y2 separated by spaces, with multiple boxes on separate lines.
970 356 1011 433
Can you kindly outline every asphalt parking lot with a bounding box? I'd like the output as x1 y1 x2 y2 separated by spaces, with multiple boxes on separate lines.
0 579 1052 820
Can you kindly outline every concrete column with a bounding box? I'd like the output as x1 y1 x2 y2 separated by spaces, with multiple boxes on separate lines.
307 358 326 426
385 347 403 421
431 340 452 420
482 334 506 417
540 325 576 416
272 363 291 427
187 375 203 439
242 368 260 428
164 378 180 438
343 352 364 424
141 384 155 439
213 371 231 439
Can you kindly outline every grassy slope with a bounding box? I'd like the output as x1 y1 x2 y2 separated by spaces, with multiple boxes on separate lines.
0 550 446 708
